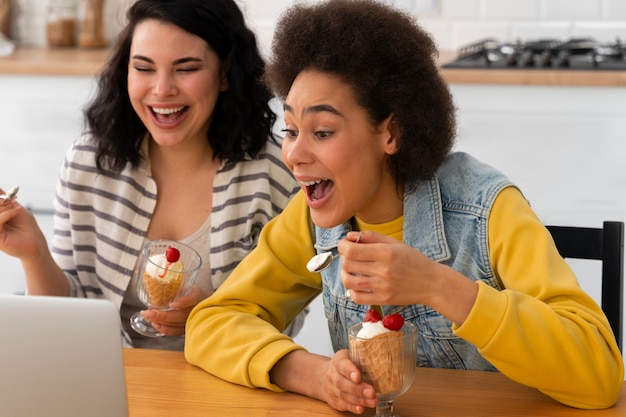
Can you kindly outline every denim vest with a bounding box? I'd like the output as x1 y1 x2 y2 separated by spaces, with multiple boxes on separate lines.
314 152 514 371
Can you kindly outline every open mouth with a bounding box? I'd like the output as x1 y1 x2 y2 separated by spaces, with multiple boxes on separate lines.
302 179 334 201
151 106 189 123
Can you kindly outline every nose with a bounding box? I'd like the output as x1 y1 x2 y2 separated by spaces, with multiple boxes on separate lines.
283 134 312 167
152 71 177 97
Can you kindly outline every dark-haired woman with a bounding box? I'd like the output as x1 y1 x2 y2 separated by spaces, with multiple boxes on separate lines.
185 0 623 412
0 0 299 350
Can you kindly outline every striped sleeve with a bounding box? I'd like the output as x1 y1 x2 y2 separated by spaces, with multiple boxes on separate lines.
209 139 299 289
52 136 155 307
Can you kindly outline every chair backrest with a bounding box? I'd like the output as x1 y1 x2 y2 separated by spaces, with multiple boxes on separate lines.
546 221 624 351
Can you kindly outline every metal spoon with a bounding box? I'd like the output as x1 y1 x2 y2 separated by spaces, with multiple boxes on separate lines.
0 185 19 205
306 251 337 273
307 234 361 273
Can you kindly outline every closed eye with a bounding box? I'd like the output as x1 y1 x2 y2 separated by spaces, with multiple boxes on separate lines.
176 67 200 72
132 65 153 72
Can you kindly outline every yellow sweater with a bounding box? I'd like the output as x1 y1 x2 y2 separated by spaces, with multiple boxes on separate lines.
185 187 624 409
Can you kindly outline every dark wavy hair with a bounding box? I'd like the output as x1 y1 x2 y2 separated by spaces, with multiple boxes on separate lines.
264 0 456 186
85 0 276 172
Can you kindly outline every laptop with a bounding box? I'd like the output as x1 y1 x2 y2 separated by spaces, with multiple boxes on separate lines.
0 294 129 417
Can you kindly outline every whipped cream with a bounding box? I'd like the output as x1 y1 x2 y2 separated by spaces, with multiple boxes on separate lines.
145 254 184 283
356 320 391 339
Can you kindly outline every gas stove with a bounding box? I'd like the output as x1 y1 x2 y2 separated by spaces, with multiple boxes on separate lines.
442 38 626 70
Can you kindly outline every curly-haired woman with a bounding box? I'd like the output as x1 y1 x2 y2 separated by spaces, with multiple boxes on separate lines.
185 0 623 413
0 0 300 350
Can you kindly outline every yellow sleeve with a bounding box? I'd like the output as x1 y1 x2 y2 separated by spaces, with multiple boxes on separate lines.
185 191 322 391
454 186 624 409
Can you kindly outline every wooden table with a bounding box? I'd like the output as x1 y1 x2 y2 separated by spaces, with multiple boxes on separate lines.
123 349 625 416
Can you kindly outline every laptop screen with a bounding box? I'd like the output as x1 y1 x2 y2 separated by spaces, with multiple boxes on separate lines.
0 294 129 417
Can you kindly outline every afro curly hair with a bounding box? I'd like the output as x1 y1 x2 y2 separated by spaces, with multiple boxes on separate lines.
264 0 456 185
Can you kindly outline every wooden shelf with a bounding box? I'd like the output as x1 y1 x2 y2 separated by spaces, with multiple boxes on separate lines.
0 47 109 76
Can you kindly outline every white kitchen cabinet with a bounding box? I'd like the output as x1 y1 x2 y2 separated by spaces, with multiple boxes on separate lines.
451 84 626 228
0 74 96 293
451 83 626 351
0 75 96 208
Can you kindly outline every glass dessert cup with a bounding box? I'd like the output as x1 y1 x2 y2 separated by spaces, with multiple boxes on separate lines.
130 239 202 337
348 322 418 417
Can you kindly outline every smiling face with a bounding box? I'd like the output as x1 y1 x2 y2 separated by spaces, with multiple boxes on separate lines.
127 19 229 149
282 70 403 228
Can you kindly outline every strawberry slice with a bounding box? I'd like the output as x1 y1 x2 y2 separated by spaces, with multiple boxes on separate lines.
165 246 180 263
364 308 382 323
382 313 404 331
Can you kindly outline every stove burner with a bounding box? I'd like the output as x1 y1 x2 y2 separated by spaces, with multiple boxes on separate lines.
444 37 626 70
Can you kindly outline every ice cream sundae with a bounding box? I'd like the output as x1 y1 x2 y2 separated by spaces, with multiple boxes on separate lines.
351 308 406 394
143 246 184 306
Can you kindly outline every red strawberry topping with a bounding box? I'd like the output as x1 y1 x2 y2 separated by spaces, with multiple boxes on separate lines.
364 308 382 323
382 313 404 331
165 247 180 263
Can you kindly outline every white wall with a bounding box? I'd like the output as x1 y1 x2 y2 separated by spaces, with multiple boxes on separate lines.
7 0 626 53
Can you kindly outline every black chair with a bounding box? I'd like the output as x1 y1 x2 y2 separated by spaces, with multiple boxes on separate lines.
546 221 624 351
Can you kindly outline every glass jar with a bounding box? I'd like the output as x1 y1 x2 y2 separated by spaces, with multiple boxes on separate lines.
46 0 77 47
78 0 107 48
0 0 12 39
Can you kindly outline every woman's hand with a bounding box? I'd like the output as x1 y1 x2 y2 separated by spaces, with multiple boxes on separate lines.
0 195 71 296
339 230 478 325
270 349 377 414
139 285 212 336
339 230 435 306
0 200 46 260
319 349 378 413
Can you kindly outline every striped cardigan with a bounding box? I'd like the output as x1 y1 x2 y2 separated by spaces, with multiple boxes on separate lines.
52 135 300 343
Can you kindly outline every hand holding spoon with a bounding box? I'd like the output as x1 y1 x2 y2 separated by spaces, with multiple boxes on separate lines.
0 185 19 205
304 234 384 313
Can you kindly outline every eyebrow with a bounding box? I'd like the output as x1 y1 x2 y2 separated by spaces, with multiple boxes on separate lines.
283 103 344 118
130 55 204 65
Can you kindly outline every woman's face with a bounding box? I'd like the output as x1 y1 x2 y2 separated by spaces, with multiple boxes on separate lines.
282 70 401 228
128 19 228 149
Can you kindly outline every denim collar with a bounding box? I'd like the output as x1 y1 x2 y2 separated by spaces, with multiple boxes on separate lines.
313 176 451 263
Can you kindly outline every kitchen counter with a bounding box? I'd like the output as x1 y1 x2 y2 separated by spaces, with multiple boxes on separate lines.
1 48 625 86
438 51 626 86
0 47 109 76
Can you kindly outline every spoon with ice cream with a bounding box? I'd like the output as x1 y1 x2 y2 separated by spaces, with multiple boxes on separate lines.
306 233 362 273
305 234 377 307
306 251 337 273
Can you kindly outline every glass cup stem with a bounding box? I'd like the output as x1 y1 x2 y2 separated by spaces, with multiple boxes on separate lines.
375 400 396 417
130 313 164 337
